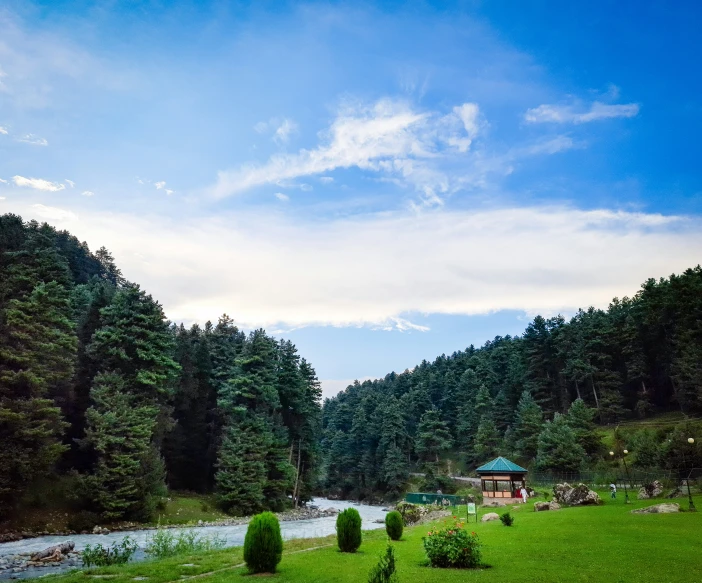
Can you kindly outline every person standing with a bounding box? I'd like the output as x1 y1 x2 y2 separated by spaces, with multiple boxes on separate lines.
610 483 617 499
520 486 528 504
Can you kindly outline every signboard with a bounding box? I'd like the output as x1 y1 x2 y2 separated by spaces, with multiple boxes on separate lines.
467 503 476 515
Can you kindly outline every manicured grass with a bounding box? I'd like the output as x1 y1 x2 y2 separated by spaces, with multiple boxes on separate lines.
151 494 230 526
45 494 702 583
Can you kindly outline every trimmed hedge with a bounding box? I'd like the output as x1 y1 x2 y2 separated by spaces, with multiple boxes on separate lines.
385 510 403 540
243 512 283 573
336 507 362 552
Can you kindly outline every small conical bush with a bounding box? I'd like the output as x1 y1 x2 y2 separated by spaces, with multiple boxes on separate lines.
385 510 403 540
336 507 362 552
243 512 283 573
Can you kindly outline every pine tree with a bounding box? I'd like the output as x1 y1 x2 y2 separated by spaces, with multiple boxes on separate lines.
0 281 76 516
535 413 585 473
216 416 272 514
473 417 501 461
513 391 543 460
415 409 453 463
565 399 601 455
83 373 164 521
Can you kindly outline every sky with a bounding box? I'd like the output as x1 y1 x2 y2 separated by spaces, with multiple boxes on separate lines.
1 1 702 399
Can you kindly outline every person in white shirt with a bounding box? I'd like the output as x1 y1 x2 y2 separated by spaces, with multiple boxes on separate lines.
520 486 528 504
610 483 617 499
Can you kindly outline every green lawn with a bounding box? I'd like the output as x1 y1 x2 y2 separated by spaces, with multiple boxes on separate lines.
46 494 702 583
150 494 230 526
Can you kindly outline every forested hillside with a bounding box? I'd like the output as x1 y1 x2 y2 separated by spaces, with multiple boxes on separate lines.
321 266 702 499
0 214 321 524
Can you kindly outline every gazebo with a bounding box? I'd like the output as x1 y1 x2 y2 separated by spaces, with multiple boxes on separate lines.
476 456 527 501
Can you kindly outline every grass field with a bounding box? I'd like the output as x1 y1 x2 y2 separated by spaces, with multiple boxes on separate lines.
43 492 702 583
150 494 229 526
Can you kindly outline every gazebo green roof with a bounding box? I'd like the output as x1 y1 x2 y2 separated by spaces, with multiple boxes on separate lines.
475 456 527 474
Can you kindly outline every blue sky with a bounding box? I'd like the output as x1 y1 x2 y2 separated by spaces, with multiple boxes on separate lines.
1 1 701 398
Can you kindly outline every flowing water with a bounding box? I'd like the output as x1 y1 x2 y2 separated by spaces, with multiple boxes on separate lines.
0 499 388 580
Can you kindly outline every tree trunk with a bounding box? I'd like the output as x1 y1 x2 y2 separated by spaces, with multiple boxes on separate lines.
293 440 302 508
31 542 74 561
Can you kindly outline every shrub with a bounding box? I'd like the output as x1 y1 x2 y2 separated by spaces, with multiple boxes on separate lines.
243 512 283 573
385 511 403 540
82 536 138 567
423 519 481 569
368 544 398 583
395 502 421 525
67 510 100 533
336 508 362 552
145 528 227 559
499 512 514 526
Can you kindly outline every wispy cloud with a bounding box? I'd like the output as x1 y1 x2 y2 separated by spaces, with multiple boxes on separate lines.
81 190 94 196
13 175 65 191
0 126 7 135
255 117 298 144
15 203 699 331
0 178 7 184
65 179 75 187
155 181 166 189
525 101 640 124
17 133 49 146
214 99 485 205
274 192 289 201
31 203 77 221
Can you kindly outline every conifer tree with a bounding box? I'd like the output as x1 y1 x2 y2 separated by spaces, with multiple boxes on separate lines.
415 409 453 463
535 413 585 473
565 398 601 455
513 391 543 460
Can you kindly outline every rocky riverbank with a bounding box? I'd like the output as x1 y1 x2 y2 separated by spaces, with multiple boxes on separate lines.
0 506 339 545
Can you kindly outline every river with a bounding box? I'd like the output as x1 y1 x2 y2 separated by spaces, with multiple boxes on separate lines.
0 499 388 580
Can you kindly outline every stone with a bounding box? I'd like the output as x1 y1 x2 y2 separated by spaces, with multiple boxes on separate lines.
534 502 551 512
553 483 602 506
666 487 683 499
481 512 500 522
637 480 664 499
482 500 506 508
548 502 561 510
632 503 680 514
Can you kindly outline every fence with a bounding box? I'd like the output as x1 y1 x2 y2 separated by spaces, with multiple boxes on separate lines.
528 468 702 491
405 492 466 506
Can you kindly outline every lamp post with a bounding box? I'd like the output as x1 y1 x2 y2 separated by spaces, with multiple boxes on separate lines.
609 449 630 503
684 437 696 512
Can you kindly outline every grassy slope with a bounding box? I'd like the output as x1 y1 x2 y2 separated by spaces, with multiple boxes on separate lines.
45 493 702 583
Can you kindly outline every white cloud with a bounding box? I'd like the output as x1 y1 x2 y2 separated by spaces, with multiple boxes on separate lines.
31 203 77 221
17 134 49 146
0 126 7 134
81 190 94 196
525 101 640 124
65 179 75 187
0 196 5 200
165 189 174 196
255 117 298 144
13 175 65 191
320 176 334 184
14 204 702 332
213 99 485 205
155 181 166 189
0 178 7 184
274 118 297 144
274 192 290 201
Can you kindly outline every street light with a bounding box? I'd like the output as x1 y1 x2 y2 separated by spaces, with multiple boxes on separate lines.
683 438 696 512
609 450 631 503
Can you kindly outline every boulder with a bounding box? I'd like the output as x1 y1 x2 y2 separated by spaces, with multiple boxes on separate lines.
395 502 422 525
553 483 602 506
482 500 506 508
534 501 561 512
637 480 664 499
632 503 680 514
666 488 683 499
30 542 75 562
481 512 500 522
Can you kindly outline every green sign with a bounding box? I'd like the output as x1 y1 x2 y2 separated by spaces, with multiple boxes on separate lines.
467 503 476 515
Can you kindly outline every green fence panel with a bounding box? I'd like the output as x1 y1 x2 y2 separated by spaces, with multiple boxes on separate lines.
405 492 465 506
